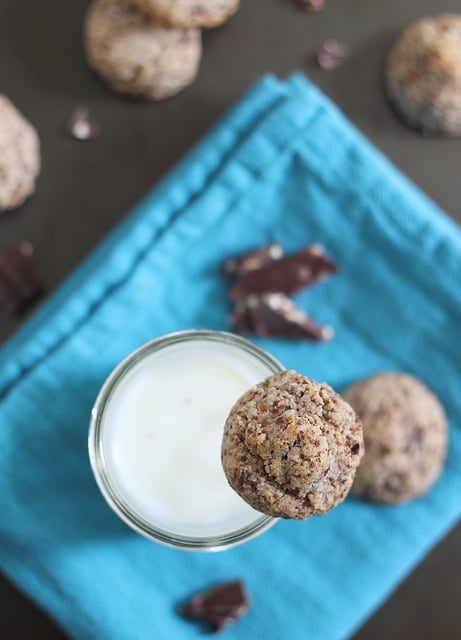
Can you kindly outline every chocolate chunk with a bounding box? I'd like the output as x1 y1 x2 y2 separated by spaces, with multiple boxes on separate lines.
179 580 249 633
229 245 338 301
65 106 100 140
297 0 325 11
317 40 349 70
230 300 254 335
0 242 43 314
243 294 333 341
222 243 283 278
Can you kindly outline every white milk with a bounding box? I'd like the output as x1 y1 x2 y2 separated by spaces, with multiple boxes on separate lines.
100 338 275 539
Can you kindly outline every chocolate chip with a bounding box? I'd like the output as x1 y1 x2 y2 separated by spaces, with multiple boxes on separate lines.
351 443 360 455
65 106 100 140
297 0 325 11
179 580 249 633
222 243 283 278
233 294 333 341
0 242 43 314
317 40 349 70
229 245 338 301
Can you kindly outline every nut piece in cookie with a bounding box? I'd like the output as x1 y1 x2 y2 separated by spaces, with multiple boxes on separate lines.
132 0 240 29
0 96 40 212
384 14 461 137
343 372 448 504
84 0 202 100
222 370 363 519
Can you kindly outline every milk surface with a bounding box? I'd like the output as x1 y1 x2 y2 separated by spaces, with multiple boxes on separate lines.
102 339 271 538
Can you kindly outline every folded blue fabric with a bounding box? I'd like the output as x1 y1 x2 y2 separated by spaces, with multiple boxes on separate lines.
1 74 460 640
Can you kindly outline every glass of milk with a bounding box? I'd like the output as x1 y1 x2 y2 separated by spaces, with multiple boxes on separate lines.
89 330 284 551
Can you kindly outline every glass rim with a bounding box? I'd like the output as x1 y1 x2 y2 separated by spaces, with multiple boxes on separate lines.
88 329 284 551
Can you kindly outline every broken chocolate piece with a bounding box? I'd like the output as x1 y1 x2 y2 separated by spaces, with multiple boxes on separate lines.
297 0 325 12
230 300 254 335
0 242 43 314
65 106 100 140
229 245 338 301
179 580 249 633
222 243 283 278
234 294 333 341
317 40 349 70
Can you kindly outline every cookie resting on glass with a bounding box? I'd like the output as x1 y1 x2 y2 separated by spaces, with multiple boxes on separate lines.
221 370 364 519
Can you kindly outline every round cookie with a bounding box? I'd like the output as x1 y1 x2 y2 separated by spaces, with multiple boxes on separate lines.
384 14 461 137
222 370 364 520
343 372 448 504
84 0 202 101
0 96 40 212
132 0 240 29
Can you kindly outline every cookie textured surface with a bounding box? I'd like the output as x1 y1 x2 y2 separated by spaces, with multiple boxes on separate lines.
385 14 461 136
222 370 363 519
0 96 40 212
132 0 240 29
343 372 448 504
84 0 202 100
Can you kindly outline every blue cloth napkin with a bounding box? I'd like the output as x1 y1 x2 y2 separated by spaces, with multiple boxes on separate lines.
1 74 460 640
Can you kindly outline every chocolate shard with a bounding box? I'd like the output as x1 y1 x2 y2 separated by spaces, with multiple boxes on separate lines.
317 40 350 70
65 106 100 140
0 242 43 314
229 244 338 301
230 300 254 335
179 579 249 633
297 0 325 12
243 293 334 341
222 243 283 278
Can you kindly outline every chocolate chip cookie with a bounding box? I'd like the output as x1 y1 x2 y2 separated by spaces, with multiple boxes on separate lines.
132 0 240 29
84 0 202 100
343 372 448 504
222 370 363 519
385 14 461 136
0 96 40 212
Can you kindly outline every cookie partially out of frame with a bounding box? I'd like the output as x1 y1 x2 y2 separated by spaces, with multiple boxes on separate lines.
0 96 40 212
222 370 364 520
132 0 240 29
84 0 202 100
385 14 461 137
343 372 448 504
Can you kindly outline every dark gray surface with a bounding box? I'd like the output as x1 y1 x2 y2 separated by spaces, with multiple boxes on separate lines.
0 0 460 638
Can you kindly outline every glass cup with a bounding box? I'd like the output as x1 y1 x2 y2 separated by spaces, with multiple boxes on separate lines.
89 330 284 551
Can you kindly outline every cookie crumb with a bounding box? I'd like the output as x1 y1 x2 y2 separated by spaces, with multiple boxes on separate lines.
66 106 100 140
317 40 349 70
